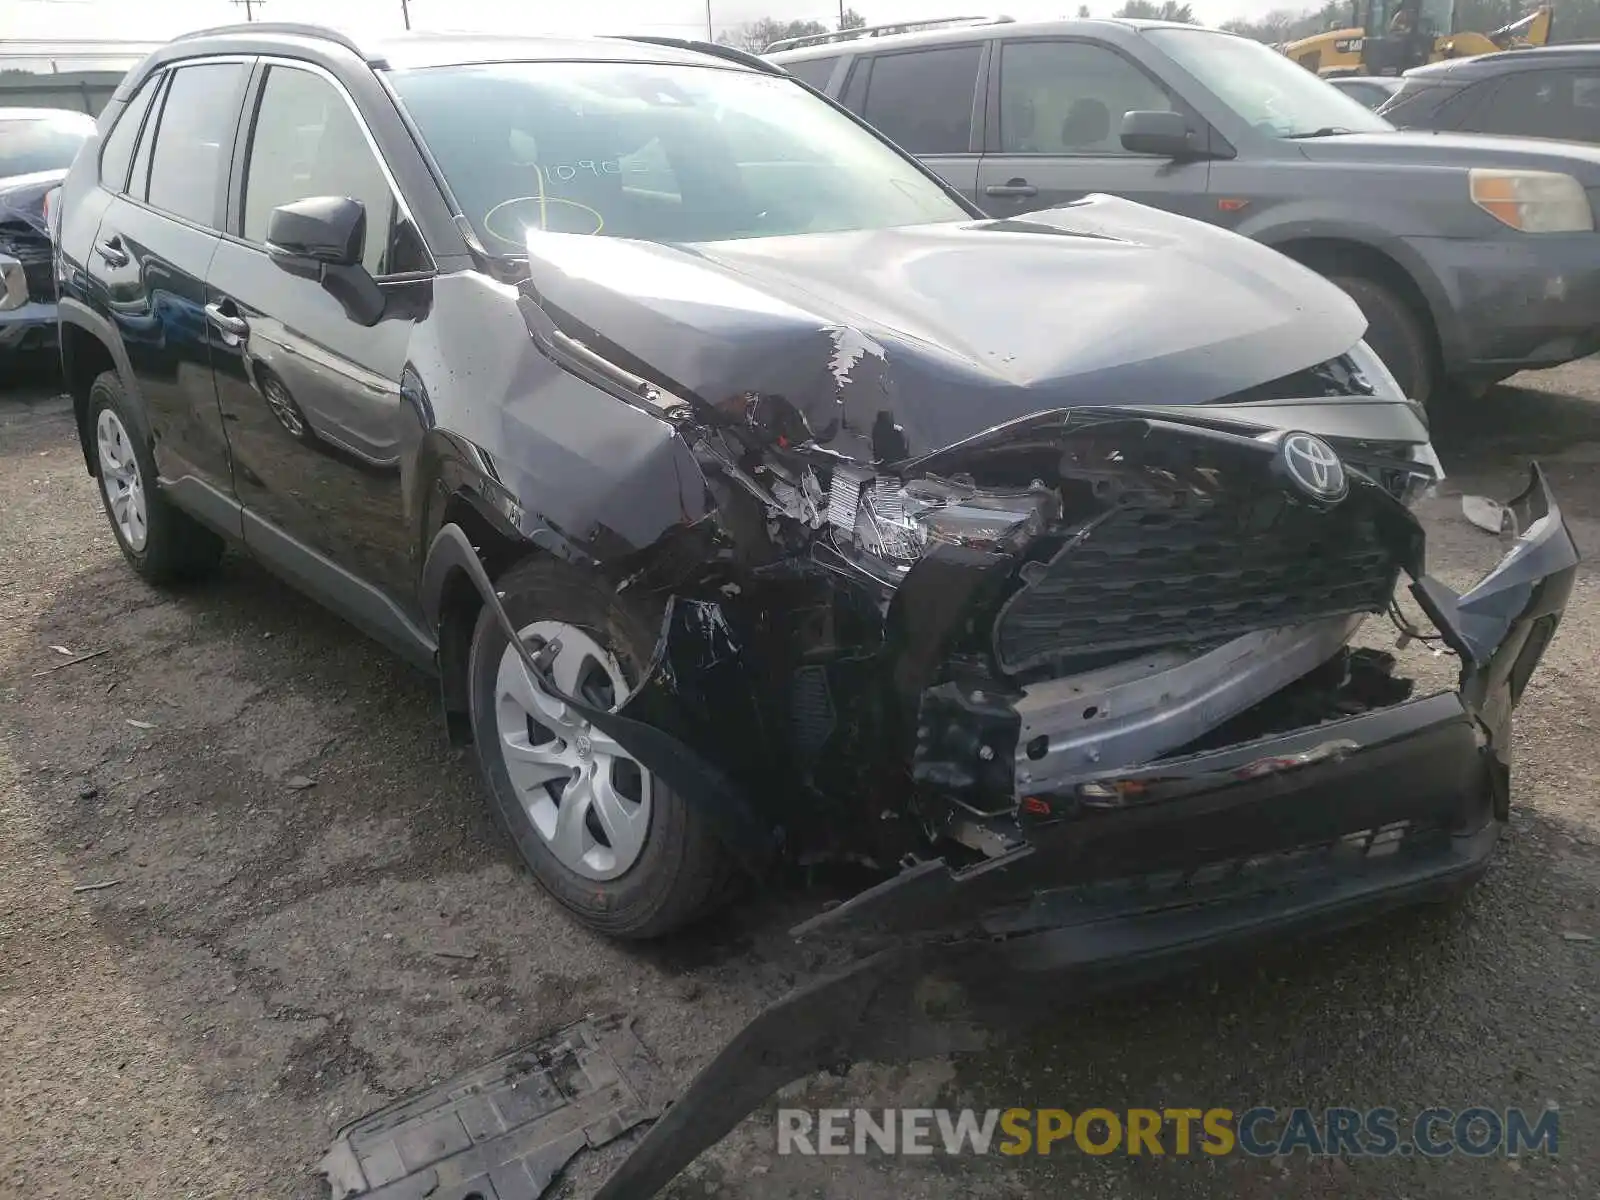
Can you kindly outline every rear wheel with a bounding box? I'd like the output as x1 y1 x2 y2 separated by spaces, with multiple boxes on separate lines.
89 371 223 584
1328 274 1435 406
467 558 731 939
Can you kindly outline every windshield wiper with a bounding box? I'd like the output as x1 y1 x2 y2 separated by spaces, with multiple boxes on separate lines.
1286 126 1357 139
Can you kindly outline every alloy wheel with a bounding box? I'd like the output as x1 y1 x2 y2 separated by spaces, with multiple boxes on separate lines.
96 408 148 552
493 621 652 880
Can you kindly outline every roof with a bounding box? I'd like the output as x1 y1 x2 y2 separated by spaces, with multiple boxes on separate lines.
151 22 761 73
767 17 1222 60
1405 41 1600 79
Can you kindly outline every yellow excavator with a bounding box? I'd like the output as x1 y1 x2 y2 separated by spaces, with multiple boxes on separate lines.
1282 1 1554 77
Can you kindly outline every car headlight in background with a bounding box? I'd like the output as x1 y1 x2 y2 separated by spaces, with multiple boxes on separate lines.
1469 169 1594 233
827 467 1060 570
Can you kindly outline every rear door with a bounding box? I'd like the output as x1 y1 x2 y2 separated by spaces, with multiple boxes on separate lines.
842 42 986 202
206 59 430 612
88 58 251 501
975 38 1212 219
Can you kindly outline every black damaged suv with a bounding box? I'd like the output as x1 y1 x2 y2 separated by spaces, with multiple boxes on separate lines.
57 24 1575 954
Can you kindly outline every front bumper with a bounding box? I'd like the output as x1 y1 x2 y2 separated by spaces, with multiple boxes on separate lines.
1404 232 1600 375
0 298 58 351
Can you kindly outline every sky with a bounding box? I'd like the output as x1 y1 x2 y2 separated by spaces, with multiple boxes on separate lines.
6 0 1290 43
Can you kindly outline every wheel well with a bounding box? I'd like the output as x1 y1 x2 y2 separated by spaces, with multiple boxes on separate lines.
432 494 536 745
60 323 117 474
1273 237 1440 365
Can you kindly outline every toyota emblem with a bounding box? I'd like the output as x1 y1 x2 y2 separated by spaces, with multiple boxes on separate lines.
1278 432 1348 504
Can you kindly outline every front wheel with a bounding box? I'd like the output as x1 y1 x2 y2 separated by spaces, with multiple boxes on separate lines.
466 558 732 939
1327 274 1436 406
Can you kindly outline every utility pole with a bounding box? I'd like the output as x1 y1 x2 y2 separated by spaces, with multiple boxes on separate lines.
400 0 411 29
228 0 262 20
705 1 713 39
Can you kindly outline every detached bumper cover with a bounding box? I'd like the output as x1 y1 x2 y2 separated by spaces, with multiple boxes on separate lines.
593 465 1578 1200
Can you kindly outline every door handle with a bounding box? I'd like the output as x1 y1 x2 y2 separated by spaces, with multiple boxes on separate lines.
94 238 129 267
984 181 1039 198
204 303 250 339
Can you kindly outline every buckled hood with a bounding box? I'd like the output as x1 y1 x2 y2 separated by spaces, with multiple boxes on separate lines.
518 194 1370 460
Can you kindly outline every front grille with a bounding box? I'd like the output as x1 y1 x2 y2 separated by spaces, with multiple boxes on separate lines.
993 495 1398 673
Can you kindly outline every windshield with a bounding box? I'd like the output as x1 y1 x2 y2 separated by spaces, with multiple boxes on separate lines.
388 62 969 249
1145 27 1392 138
0 112 94 179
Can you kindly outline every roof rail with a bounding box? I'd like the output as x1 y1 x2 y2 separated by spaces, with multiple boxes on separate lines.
765 14 1013 54
169 22 367 58
611 35 785 75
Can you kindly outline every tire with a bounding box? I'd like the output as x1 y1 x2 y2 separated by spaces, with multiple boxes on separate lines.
466 557 732 939
1327 274 1435 406
88 371 224 584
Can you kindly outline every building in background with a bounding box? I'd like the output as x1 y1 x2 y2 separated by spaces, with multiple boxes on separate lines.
0 40 159 115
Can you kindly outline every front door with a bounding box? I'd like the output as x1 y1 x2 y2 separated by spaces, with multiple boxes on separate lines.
206 61 431 617
975 39 1213 221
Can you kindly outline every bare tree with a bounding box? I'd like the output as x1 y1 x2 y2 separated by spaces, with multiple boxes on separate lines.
729 17 829 52
1112 0 1197 21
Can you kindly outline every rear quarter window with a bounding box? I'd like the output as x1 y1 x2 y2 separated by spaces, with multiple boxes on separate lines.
781 56 840 92
98 73 161 192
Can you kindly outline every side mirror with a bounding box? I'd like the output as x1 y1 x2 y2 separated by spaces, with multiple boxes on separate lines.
266 195 365 267
1120 110 1197 158
265 196 386 327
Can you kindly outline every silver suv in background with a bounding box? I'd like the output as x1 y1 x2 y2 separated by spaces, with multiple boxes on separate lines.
772 16 1600 405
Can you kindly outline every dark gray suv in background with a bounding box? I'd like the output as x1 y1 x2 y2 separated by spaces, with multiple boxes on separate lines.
772 17 1600 405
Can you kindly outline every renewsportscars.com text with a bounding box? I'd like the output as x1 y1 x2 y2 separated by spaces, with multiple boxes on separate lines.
777 1106 1560 1158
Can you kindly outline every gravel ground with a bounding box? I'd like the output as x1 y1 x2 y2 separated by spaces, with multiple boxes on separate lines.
2 360 1597 1200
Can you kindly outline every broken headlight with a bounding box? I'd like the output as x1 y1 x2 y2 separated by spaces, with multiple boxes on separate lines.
827 467 1059 569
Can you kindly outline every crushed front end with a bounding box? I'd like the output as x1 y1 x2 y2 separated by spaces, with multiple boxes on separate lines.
586 425 1577 1200
791 410 1575 936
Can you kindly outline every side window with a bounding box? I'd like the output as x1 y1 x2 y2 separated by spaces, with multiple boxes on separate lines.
98 72 160 192
999 41 1175 155
784 56 839 92
242 64 418 276
145 63 248 226
1475 70 1599 142
860 45 982 154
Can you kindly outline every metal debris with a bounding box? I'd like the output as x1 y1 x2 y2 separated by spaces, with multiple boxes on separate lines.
285 775 317 791
72 880 122 893
126 719 156 730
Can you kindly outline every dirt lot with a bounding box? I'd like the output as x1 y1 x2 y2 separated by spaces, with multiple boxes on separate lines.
2 362 1598 1200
